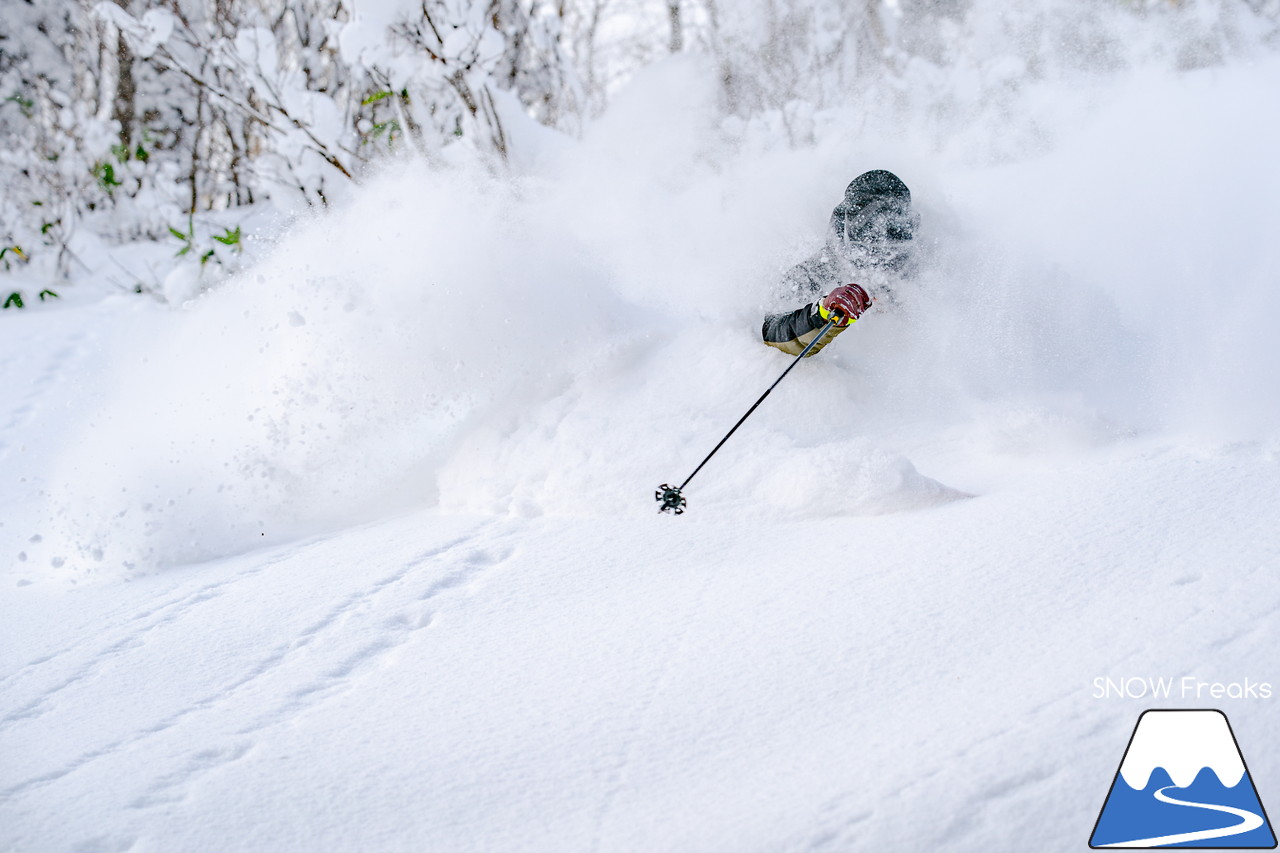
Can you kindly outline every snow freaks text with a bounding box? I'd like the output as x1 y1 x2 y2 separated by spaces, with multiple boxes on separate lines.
1093 677 1273 701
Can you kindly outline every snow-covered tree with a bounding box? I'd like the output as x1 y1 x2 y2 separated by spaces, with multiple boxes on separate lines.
2 0 1277 302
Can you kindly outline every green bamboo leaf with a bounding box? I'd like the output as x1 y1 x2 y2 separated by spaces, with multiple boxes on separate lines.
212 226 242 246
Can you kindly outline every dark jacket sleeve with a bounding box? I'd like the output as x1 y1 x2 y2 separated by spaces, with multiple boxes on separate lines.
763 302 822 345
761 301 846 357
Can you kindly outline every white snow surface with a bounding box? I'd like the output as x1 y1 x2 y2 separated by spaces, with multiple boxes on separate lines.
1118 710 1246 790
3 51 1280 853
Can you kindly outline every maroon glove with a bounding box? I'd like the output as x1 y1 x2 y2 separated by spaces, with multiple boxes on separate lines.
818 283 872 327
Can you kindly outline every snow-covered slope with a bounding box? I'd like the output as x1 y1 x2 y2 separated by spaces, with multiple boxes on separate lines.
4 452 1278 851
3 46 1279 853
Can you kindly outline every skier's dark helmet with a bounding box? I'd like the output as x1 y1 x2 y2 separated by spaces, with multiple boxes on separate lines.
829 170 918 271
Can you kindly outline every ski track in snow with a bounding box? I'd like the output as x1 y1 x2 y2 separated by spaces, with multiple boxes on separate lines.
880 691 1069 849
0 519 513 812
790 794 875 853
586 543 722 852
0 536 329 725
0 328 91 464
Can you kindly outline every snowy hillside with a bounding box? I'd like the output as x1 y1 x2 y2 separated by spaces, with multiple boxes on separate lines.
4 4 1280 851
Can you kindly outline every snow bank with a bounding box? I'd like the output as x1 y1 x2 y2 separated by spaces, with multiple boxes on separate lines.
11 48 1280 577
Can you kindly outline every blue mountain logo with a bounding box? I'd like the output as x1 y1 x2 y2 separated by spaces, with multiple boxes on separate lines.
1091 709 1276 848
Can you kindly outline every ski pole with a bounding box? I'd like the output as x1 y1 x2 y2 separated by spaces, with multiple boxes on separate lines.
655 317 838 514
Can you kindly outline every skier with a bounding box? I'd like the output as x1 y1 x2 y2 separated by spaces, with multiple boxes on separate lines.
761 169 918 356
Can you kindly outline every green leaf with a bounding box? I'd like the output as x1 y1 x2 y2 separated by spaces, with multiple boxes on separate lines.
169 226 190 241
362 90 394 105
212 225 242 246
5 93 34 116
93 161 122 191
3 292 24 309
200 249 216 265
176 245 191 257
38 289 59 301
372 119 401 140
